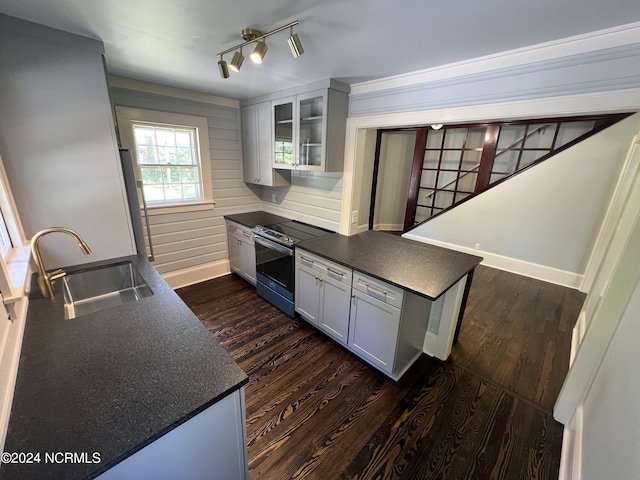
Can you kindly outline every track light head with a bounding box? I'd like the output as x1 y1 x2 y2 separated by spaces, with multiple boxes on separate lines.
230 48 244 72
218 57 229 79
287 29 304 58
250 40 268 64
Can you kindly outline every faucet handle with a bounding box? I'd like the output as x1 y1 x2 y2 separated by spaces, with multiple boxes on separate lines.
48 269 66 281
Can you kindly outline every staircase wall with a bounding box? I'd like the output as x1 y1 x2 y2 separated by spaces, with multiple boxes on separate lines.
404 113 640 289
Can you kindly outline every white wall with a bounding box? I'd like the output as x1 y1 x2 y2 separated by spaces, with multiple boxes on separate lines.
405 114 640 287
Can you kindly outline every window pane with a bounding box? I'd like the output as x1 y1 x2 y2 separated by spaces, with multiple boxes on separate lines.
157 146 175 164
425 130 443 149
420 170 437 188
465 128 486 149
523 124 555 149
137 145 158 164
135 127 155 146
182 183 199 200
164 184 183 201
140 166 162 184
181 166 198 182
458 172 477 192
462 149 481 168
520 150 546 167
175 130 193 148
176 147 195 165
164 167 181 184
497 125 526 148
156 128 175 147
556 121 595 148
440 150 461 170
493 150 519 174
443 129 465 149
423 150 440 166
143 184 165 202
437 170 458 189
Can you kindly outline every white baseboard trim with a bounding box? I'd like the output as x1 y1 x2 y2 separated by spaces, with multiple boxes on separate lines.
162 260 231 289
402 234 583 289
373 223 403 231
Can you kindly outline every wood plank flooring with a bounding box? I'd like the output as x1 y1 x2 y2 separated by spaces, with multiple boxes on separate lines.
176 265 584 479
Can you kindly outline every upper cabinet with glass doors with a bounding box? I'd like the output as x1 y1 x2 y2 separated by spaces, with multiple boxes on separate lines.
272 87 349 172
241 80 350 177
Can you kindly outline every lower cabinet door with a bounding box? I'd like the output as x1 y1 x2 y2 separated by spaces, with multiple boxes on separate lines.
241 238 256 285
295 263 321 325
318 275 351 345
228 234 243 275
348 289 401 375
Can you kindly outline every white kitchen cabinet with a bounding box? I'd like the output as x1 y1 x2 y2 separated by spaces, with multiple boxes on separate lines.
226 221 256 285
295 250 352 344
0 15 137 268
241 102 289 186
273 89 348 172
98 388 248 480
348 272 430 380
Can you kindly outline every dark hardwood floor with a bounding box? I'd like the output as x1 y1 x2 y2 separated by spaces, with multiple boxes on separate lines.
176 265 585 479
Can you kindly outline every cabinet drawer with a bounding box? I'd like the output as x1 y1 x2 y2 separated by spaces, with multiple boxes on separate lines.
227 221 254 243
295 249 352 286
352 271 404 309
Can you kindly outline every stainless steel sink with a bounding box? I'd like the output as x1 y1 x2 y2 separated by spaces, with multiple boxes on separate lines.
62 262 153 319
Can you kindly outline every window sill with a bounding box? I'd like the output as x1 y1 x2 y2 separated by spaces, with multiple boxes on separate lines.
2 245 32 320
144 202 215 216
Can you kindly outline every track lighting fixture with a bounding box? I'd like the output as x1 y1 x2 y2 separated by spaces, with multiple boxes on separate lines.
218 55 229 79
230 47 244 72
217 21 303 79
250 40 268 64
287 26 304 58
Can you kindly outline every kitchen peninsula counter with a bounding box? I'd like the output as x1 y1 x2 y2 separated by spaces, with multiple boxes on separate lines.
297 230 482 301
2 255 248 479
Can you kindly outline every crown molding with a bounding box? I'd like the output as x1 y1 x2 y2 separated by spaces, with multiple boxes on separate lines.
108 75 239 109
351 21 640 96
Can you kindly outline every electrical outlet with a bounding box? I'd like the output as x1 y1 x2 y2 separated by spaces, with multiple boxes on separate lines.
474 243 480 250
351 211 358 224
271 193 277 203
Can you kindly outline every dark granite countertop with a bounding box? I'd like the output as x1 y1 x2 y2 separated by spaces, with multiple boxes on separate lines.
297 231 483 300
224 211 290 229
1 255 248 480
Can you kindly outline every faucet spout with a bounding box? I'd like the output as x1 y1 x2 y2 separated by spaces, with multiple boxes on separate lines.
30 227 92 299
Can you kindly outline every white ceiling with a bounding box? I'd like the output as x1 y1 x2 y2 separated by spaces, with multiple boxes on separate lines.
2 0 640 101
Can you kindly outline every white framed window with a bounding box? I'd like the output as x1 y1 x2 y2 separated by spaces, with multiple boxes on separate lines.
115 107 214 214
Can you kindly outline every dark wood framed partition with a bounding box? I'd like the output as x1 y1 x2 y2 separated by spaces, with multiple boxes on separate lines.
367 113 632 233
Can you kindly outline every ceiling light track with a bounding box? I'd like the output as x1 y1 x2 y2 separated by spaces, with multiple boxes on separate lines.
217 20 303 79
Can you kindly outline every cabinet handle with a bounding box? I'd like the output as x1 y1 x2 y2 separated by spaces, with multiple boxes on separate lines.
300 255 315 264
327 267 344 277
364 283 387 296
318 277 323 282
229 225 237 232
242 231 252 238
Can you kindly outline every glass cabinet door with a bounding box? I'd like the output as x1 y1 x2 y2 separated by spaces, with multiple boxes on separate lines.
297 92 326 169
272 97 296 169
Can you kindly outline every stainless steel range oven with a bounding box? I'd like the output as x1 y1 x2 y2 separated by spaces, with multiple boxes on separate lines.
252 221 332 317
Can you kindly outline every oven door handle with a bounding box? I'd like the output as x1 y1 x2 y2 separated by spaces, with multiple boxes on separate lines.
254 235 294 256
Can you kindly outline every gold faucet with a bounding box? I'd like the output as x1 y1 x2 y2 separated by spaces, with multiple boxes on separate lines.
30 227 92 298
